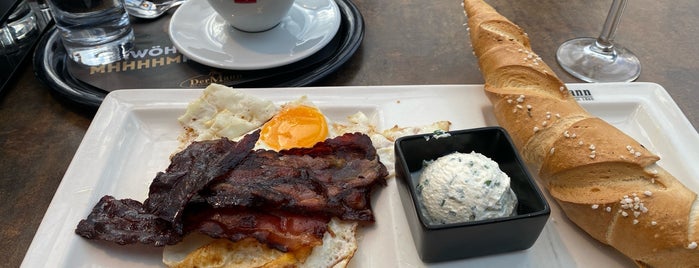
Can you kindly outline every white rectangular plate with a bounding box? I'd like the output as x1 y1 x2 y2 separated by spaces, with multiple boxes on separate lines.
22 83 699 267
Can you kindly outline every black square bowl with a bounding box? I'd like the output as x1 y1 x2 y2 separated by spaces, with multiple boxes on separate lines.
394 126 550 262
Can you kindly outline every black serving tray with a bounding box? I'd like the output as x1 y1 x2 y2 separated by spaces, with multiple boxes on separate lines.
33 0 364 112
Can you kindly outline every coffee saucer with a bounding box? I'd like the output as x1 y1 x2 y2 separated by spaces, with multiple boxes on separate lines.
169 0 341 70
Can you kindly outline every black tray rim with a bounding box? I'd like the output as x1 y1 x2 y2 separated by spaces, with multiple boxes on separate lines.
33 0 364 112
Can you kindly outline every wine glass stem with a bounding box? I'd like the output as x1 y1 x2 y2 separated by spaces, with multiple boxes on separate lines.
595 0 628 53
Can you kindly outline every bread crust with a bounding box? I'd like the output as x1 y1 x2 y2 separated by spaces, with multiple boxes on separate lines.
463 0 699 266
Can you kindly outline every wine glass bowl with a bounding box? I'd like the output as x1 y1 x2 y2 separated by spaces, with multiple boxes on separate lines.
556 0 641 82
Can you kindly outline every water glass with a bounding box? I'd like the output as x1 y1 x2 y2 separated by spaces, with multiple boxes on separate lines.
46 0 135 66
0 0 39 53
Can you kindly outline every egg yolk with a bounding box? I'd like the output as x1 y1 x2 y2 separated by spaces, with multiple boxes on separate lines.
260 105 328 151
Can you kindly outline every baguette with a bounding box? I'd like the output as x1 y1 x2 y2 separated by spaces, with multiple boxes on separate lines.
462 0 699 266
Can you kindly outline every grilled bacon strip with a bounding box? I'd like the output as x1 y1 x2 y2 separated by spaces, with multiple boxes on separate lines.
201 133 388 222
75 195 181 246
144 131 259 232
182 203 329 252
75 132 387 251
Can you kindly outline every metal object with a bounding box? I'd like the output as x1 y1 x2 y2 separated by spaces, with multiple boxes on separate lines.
123 0 186 19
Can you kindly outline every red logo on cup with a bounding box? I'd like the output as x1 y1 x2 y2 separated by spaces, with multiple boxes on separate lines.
234 0 257 3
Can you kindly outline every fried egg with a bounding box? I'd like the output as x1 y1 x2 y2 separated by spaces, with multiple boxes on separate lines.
171 84 452 268
163 218 358 268
255 97 335 151
178 84 337 153
177 83 278 149
178 83 452 178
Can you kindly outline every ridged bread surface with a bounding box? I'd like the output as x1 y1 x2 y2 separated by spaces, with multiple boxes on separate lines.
463 0 699 267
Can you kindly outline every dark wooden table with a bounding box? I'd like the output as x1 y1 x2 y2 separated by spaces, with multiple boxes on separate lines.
2 0 698 266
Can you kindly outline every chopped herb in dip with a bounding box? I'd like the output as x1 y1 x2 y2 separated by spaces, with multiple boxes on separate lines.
416 152 517 225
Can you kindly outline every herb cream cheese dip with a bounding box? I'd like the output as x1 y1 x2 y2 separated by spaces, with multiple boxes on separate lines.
416 152 517 224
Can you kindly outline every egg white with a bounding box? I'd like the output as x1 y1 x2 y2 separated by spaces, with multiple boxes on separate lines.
169 84 453 268
177 83 278 150
177 84 452 172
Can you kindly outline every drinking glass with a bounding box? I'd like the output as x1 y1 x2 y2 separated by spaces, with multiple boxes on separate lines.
556 0 640 82
0 0 39 53
46 0 135 66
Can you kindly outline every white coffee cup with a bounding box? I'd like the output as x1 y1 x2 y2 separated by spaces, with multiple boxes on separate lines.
207 0 295 32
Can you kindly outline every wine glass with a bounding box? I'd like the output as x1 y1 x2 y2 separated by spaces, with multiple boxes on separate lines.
556 0 640 82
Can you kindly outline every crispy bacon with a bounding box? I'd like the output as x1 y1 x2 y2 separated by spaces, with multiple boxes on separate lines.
201 133 388 222
144 131 259 232
75 132 387 251
182 203 329 252
75 196 180 246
